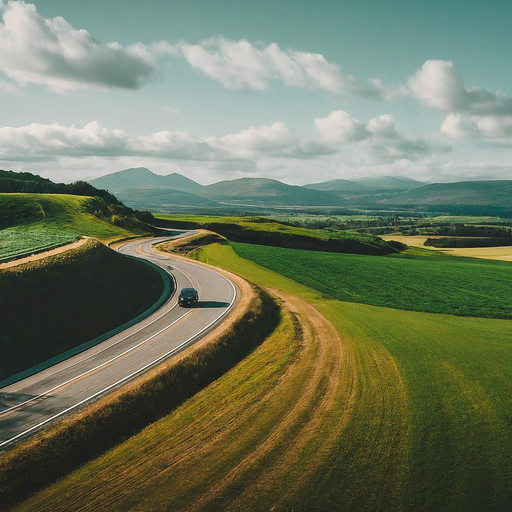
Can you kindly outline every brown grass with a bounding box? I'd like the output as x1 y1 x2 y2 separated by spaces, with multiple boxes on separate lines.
156 229 226 256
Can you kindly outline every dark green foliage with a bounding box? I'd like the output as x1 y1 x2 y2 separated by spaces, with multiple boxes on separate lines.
434 224 512 237
0 240 164 380
0 287 279 512
232 242 512 319
0 170 119 204
425 237 512 248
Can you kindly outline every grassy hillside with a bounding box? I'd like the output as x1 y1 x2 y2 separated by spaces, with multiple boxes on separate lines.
0 239 164 381
230 242 512 319
19 243 512 511
155 214 401 255
0 193 154 242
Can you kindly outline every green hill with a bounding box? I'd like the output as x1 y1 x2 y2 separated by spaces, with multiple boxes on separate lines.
379 180 512 207
0 193 155 242
304 178 368 193
0 169 120 205
110 188 219 210
354 175 427 190
89 167 203 194
198 177 342 206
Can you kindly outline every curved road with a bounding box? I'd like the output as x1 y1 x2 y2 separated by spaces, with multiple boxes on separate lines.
0 234 238 450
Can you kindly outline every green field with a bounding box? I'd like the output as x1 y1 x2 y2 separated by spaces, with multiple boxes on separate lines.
0 193 152 242
0 229 80 263
16 242 512 511
231 242 512 319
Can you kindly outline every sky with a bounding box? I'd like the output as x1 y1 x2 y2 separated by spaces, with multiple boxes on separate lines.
1 0 512 185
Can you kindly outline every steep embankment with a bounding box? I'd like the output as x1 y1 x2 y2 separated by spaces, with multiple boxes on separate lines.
0 239 164 381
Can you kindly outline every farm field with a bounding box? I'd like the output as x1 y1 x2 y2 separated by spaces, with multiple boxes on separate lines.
383 234 512 261
0 229 80 263
17 242 512 511
231 242 512 319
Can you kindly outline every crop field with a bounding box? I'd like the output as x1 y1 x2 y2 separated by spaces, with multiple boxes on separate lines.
383 234 512 261
231 242 512 319
17 242 512 511
0 228 80 263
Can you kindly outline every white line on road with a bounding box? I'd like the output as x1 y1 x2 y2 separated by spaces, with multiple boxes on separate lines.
0 270 236 449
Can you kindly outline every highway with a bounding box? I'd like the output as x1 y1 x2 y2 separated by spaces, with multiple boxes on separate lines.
0 233 238 450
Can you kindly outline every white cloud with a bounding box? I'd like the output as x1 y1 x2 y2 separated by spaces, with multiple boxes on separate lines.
0 121 230 161
366 114 398 138
0 1 155 91
406 60 512 115
315 110 370 144
314 110 448 163
441 113 512 141
0 112 449 181
173 37 374 95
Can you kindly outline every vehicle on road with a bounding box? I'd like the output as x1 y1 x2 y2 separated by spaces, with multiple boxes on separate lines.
178 287 199 307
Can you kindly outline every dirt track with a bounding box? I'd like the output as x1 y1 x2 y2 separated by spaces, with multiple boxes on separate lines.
0 237 88 270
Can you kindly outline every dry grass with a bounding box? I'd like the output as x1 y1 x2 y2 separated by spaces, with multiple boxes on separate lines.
156 229 226 256
383 234 512 261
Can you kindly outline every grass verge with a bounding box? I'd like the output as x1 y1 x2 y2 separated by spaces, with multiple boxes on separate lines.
0 283 279 511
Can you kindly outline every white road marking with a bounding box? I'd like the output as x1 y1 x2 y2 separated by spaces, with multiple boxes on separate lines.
0 240 237 448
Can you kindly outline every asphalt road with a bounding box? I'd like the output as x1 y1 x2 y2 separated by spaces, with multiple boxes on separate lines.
0 234 238 450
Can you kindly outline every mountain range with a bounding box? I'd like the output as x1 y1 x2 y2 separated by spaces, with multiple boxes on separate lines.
84 167 512 215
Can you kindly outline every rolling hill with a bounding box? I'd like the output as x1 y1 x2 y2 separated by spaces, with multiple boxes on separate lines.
378 180 512 207
197 177 342 206
85 168 512 213
353 175 427 190
305 176 427 193
0 193 155 241
89 167 203 194
304 178 368 193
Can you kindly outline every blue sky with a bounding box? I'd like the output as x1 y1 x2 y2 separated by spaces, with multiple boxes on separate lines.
1 0 512 185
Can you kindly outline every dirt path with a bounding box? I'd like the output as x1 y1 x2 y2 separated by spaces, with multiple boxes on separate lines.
0 237 88 270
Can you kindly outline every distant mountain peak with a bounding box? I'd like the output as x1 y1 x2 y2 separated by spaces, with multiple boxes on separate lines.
89 168 203 194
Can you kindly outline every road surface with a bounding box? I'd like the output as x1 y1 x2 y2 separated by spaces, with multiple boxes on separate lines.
0 234 237 450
